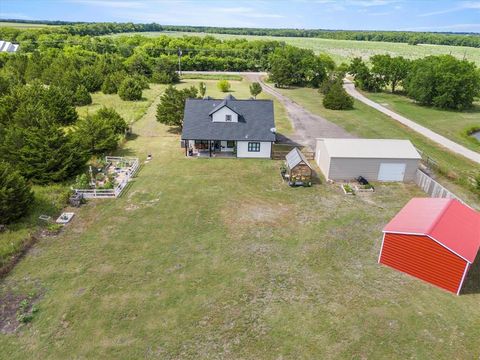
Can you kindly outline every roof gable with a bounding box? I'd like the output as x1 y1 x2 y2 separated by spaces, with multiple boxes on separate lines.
384 198 480 263
286 147 312 169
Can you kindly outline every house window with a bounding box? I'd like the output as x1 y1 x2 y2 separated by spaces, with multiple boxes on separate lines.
227 140 235 148
248 142 260 152
225 114 232 122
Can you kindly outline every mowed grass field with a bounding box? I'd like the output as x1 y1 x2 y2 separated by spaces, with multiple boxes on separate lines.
0 21 55 29
271 85 480 208
111 31 480 66
1 78 480 358
363 91 480 152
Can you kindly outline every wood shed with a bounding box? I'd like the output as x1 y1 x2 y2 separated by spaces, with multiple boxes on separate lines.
284 147 313 186
380 198 480 295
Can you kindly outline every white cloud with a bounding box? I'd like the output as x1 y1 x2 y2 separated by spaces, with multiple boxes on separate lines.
0 12 32 19
418 1 480 17
69 0 146 9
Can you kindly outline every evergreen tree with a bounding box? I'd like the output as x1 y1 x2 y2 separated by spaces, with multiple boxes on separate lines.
156 85 198 128
118 77 143 101
322 80 354 110
74 85 92 106
0 114 86 183
0 161 34 224
75 109 126 155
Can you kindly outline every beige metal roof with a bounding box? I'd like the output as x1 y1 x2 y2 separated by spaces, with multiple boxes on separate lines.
317 138 422 159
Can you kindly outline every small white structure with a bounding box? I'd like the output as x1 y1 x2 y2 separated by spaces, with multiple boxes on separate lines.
56 212 75 225
315 138 421 182
0 40 19 53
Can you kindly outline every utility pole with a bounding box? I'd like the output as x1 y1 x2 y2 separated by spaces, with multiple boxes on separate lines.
178 48 182 76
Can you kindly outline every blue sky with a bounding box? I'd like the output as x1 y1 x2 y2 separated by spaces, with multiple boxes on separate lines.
1 0 480 32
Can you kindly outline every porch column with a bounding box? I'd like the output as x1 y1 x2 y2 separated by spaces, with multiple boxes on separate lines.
185 140 188 157
209 140 212 157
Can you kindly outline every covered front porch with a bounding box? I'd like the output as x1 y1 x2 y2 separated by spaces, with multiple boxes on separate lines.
184 140 237 158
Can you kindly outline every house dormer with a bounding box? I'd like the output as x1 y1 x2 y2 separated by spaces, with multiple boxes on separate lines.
209 95 240 123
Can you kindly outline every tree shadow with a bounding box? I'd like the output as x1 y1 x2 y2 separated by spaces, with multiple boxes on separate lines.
167 126 182 135
460 252 480 295
114 148 137 157
126 133 139 141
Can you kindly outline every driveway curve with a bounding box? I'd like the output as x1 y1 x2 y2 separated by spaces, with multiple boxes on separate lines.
181 71 354 150
344 80 480 165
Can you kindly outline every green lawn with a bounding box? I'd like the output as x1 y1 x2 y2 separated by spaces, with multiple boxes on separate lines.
1 78 291 276
110 31 480 66
272 85 480 208
1 89 479 358
362 91 480 152
77 84 167 124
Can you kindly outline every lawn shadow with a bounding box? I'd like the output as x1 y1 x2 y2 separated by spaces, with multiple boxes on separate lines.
114 148 137 157
126 133 139 141
461 252 480 295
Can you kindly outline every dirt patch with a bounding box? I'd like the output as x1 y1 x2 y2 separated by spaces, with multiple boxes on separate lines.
0 285 43 334
231 201 290 225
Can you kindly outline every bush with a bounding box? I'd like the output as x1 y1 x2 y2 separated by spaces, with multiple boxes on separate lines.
74 85 92 106
323 81 354 110
0 161 34 224
74 173 90 189
101 74 119 94
217 80 231 92
118 77 143 101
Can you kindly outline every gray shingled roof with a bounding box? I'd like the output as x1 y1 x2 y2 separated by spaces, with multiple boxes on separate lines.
182 97 276 141
286 147 312 170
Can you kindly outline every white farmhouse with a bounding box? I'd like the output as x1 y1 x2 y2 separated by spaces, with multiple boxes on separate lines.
182 94 276 158
0 40 19 53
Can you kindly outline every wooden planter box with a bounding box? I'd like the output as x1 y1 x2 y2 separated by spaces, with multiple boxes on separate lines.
354 185 375 193
341 184 355 195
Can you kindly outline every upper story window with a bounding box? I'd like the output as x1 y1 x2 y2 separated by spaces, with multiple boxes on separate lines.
225 114 232 122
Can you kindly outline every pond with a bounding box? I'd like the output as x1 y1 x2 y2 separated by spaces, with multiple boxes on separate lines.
472 131 480 141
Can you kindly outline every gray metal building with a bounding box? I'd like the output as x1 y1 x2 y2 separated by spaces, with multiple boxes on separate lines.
315 138 421 182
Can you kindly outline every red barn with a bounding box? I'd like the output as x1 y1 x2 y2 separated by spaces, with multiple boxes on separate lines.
379 198 480 295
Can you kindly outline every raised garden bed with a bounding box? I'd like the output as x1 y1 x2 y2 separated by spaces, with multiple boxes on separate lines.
341 184 355 195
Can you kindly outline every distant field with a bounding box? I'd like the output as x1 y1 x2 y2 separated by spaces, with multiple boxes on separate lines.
109 31 480 66
0 21 55 29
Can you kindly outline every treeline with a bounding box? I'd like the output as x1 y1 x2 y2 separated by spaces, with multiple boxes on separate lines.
349 54 480 110
1 20 480 48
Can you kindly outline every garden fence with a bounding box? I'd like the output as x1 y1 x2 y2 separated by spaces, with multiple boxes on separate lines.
74 157 139 199
414 169 464 203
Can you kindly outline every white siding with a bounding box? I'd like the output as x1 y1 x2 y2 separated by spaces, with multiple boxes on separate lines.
315 139 331 180
212 107 238 123
328 158 419 182
237 141 271 158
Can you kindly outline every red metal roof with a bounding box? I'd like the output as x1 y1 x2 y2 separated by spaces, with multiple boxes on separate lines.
383 198 480 263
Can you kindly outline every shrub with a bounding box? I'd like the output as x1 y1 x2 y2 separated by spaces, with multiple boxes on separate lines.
118 77 143 101
0 161 34 224
323 81 354 110
101 74 119 94
217 80 231 92
249 82 262 98
73 85 92 106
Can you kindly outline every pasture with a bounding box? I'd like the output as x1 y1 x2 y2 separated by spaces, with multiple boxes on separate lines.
1 78 479 358
109 31 480 66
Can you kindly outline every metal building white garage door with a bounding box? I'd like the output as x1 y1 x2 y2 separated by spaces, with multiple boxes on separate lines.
378 163 406 181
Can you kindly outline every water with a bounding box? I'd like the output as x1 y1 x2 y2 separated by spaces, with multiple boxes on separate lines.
472 131 480 141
